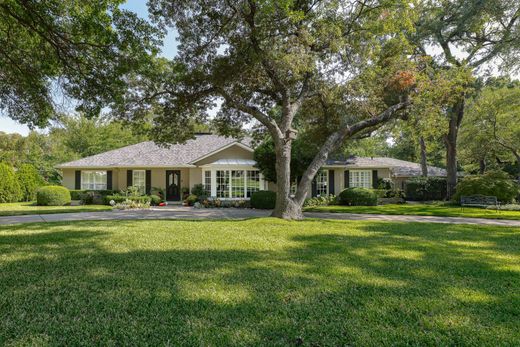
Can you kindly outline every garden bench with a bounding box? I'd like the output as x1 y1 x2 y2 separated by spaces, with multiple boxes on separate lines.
460 195 500 212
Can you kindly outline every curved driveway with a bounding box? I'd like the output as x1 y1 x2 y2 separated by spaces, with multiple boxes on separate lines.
1 206 520 227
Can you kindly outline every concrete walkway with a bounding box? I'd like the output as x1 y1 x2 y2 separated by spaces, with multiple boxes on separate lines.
1 206 520 227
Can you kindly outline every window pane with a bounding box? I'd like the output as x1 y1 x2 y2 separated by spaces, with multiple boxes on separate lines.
216 170 229 198
231 170 245 198
204 171 212 196
247 170 260 198
349 170 371 188
315 170 328 196
81 171 107 190
133 170 146 194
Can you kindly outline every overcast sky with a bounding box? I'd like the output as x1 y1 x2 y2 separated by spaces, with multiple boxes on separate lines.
0 1 177 136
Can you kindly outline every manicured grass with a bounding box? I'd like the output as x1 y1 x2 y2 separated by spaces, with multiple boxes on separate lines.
0 202 111 216
1 219 519 346
306 203 520 220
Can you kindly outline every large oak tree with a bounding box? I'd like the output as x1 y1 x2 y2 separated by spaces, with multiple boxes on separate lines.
124 0 416 219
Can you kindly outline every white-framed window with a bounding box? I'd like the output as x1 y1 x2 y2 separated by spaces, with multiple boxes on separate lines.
231 170 245 198
216 170 230 198
204 170 212 196
315 170 328 196
349 170 372 188
81 171 107 190
133 170 146 194
247 170 261 197
206 169 263 199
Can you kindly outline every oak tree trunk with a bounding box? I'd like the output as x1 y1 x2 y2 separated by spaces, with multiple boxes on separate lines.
271 140 304 220
445 98 464 199
419 136 428 177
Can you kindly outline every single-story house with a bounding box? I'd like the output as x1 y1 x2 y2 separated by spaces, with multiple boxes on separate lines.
57 134 446 201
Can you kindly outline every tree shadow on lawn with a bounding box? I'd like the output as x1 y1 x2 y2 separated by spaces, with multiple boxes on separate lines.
0 220 519 346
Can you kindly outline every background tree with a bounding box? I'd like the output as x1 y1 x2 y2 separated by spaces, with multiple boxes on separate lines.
413 0 520 197
124 0 416 219
462 83 520 182
0 0 159 127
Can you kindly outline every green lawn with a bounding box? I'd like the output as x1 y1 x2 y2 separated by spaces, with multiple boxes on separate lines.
306 203 520 220
0 202 111 216
1 219 519 346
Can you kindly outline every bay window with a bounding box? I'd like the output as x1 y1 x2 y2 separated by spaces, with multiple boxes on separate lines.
349 170 372 188
204 170 212 196
216 170 230 198
81 171 107 190
247 170 261 197
133 170 146 194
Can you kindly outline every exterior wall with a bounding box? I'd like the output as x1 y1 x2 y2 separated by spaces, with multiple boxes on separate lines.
194 145 254 166
189 168 202 192
61 169 76 190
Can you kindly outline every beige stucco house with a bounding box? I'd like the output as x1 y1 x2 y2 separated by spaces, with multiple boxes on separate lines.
57 134 446 201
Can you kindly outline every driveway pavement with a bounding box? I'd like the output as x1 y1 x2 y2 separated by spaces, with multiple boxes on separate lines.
1 206 520 227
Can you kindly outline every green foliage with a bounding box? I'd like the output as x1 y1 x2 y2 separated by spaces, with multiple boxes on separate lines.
377 178 394 190
0 0 159 127
303 195 336 208
453 171 519 203
250 191 277 209
191 184 206 197
185 194 198 206
0 162 21 203
36 186 71 206
253 138 318 183
405 177 447 201
15 164 44 202
338 188 378 206
69 190 114 201
150 195 162 206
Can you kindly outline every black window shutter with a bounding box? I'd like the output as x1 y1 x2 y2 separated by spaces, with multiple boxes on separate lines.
344 170 349 189
146 170 151 195
75 170 81 190
328 170 335 195
127 170 133 188
311 178 317 197
107 171 113 190
372 170 378 188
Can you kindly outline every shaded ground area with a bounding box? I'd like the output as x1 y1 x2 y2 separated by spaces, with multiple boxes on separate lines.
0 202 111 216
306 203 520 220
1 219 519 346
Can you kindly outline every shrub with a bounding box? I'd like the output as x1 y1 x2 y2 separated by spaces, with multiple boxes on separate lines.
185 194 198 206
191 184 206 197
303 195 336 208
0 162 21 203
79 191 95 205
70 190 114 200
36 186 71 206
338 188 378 206
151 187 165 200
250 191 277 209
453 171 519 203
150 194 162 206
377 178 394 190
405 177 447 201
16 164 44 202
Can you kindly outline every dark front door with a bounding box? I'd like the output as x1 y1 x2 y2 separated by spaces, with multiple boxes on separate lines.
165 170 181 201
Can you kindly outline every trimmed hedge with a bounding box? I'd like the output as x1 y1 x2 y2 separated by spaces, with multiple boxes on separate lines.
0 162 21 203
405 177 447 201
104 195 151 205
338 188 378 206
453 171 519 203
69 189 115 200
250 191 276 209
36 186 71 206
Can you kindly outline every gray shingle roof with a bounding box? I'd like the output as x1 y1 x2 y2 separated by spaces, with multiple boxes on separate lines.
57 135 253 168
326 156 447 177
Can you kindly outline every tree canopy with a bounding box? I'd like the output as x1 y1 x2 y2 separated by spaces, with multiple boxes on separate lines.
0 0 159 127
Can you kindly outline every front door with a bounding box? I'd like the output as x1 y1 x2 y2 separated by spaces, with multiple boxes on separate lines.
165 170 181 201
